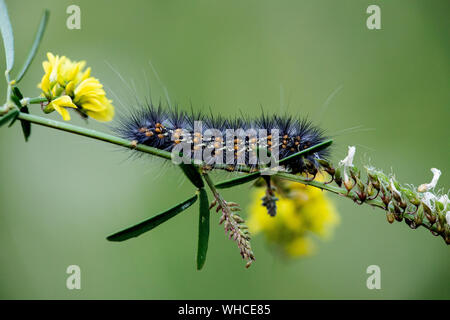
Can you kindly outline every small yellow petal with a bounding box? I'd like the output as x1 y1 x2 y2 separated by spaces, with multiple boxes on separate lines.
52 95 77 109
81 67 91 81
51 103 71 121
40 73 51 95
86 103 114 122
42 61 51 73
65 81 76 96
47 52 55 64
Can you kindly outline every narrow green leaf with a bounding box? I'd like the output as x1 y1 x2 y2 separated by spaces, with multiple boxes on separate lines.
7 109 19 127
107 194 198 242
19 107 31 141
14 10 49 83
179 163 204 188
12 86 22 99
0 109 18 127
215 171 261 189
7 88 23 128
9 92 20 108
278 139 333 165
0 0 14 72
197 188 210 270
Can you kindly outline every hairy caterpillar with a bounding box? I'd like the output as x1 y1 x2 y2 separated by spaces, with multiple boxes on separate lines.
115 103 331 176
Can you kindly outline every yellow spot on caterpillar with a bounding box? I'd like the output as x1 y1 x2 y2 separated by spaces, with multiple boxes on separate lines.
226 165 235 172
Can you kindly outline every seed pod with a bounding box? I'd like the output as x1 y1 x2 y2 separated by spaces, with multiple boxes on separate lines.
423 203 436 224
386 212 395 224
415 204 424 225
367 182 375 197
405 219 417 229
350 166 360 180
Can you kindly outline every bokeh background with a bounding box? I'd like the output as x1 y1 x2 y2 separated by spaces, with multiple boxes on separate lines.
0 0 449 299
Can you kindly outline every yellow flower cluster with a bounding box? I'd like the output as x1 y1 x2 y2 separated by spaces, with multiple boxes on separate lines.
38 53 114 121
248 177 339 257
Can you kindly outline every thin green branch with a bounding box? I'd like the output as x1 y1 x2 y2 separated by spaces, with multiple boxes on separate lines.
14 10 49 83
0 0 14 73
17 111 172 160
3 110 445 242
274 171 441 237
21 96 47 106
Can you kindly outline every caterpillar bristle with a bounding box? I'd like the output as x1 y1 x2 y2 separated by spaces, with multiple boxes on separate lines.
114 102 331 174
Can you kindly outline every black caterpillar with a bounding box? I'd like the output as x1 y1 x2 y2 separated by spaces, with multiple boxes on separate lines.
115 103 331 176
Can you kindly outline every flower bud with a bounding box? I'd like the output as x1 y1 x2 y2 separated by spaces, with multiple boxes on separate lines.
386 212 395 224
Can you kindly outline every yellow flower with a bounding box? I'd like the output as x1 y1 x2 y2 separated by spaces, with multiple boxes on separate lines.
248 175 339 258
46 96 77 121
38 52 114 122
73 77 114 121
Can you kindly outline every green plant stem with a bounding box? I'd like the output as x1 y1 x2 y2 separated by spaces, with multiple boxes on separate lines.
0 72 13 114
4 110 442 236
274 171 438 233
275 172 384 208
203 172 220 198
14 10 49 83
21 96 48 105
17 111 172 160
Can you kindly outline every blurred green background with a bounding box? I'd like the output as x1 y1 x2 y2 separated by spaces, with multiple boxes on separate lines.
0 0 449 299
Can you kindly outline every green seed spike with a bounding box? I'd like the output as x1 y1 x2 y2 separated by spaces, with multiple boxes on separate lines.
215 171 261 189
107 194 198 242
277 139 333 165
197 188 210 270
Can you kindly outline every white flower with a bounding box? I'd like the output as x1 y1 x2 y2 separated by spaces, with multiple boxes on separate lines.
340 146 356 183
438 194 449 210
446 212 450 226
420 192 436 210
339 146 356 168
390 178 401 197
418 168 441 192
